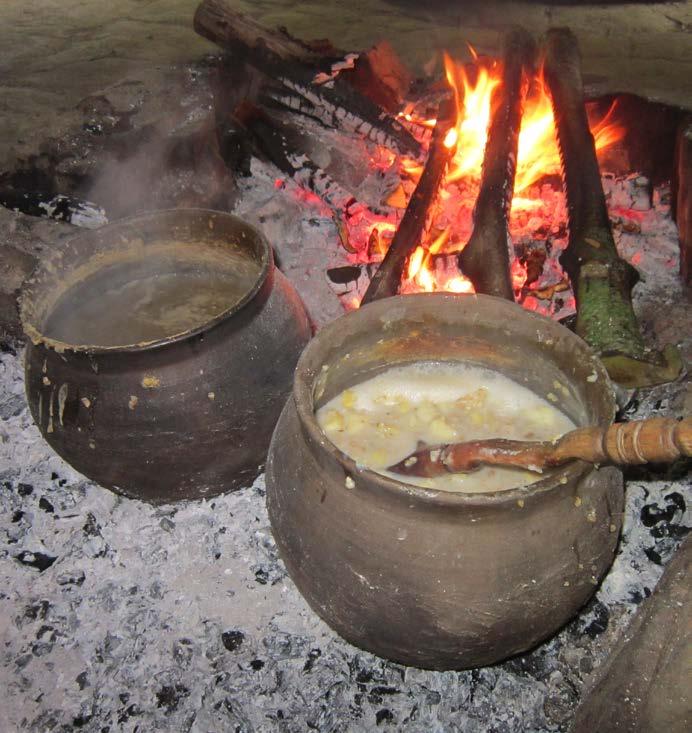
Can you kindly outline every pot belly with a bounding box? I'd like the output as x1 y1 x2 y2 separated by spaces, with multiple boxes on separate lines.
267 398 623 670
25 269 310 503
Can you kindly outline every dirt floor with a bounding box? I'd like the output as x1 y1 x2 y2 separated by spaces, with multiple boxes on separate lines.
1 1 691 170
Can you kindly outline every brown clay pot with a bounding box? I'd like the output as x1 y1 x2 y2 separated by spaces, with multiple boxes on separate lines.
21 209 311 503
266 293 623 670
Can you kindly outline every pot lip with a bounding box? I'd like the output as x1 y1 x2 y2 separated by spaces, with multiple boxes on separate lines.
292 292 616 508
19 208 272 355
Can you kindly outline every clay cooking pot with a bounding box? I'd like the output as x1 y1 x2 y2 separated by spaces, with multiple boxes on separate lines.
266 293 623 670
21 209 311 503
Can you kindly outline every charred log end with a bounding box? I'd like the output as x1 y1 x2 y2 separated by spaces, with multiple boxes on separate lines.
341 41 413 114
458 216 514 300
361 99 456 305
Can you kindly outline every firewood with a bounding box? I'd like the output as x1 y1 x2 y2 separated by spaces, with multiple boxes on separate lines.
544 28 681 388
233 102 378 217
193 0 338 67
194 0 422 159
360 99 456 305
341 41 413 113
458 28 535 301
0 190 107 229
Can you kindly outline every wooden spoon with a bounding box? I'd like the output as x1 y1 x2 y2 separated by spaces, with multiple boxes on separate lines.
388 417 692 478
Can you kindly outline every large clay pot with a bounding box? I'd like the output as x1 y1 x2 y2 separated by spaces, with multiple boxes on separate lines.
21 209 311 503
266 293 623 670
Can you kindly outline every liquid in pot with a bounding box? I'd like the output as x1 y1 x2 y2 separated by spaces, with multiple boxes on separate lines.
316 361 576 493
42 242 260 347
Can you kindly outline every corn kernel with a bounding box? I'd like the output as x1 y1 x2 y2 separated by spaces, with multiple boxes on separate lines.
469 411 484 426
455 388 488 410
369 449 389 466
429 417 456 442
395 396 411 413
341 389 357 408
344 412 366 434
532 406 556 425
322 410 345 433
416 401 437 423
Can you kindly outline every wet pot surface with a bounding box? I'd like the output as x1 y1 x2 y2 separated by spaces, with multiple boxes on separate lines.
21 209 311 503
266 293 623 670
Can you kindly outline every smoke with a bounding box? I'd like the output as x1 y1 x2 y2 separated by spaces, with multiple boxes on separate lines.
85 112 236 221
76 59 236 221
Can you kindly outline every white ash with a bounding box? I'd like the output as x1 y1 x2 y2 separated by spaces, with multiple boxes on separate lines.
1 344 688 733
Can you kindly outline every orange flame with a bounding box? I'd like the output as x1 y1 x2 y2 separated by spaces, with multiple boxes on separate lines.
444 52 500 183
400 50 624 294
442 56 625 193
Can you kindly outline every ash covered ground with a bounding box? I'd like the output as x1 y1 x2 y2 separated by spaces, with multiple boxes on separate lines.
1 41 691 733
0 343 689 732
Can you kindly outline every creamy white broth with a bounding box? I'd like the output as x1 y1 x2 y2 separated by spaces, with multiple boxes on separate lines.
315 362 576 493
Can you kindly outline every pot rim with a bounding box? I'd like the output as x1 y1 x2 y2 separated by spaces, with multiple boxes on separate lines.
19 208 272 355
292 292 616 508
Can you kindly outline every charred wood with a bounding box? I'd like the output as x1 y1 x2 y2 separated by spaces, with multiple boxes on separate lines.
458 28 534 301
233 102 373 216
340 41 413 114
0 190 107 229
361 100 456 305
545 28 681 387
194 0 422 159
193 0 340 67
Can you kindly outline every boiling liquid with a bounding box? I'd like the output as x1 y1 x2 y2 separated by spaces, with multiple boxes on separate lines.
316 362 576 493
42 245 259 347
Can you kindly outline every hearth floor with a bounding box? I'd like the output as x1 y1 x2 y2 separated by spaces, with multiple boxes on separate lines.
1 343 689 732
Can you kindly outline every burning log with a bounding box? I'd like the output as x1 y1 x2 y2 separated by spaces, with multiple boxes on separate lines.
458 28 535 300
361 100 456 305
194 0 422 159
544 28 681 388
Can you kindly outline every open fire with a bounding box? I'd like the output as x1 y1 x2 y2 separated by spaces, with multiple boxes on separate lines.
187 1 682 372
346 48 626 306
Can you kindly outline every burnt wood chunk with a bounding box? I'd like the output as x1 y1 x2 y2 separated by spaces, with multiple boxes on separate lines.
233 102 367 216
458 28 535 301
194 0 422 159
361 99 456 305
0 190 107 229
342 41 413 113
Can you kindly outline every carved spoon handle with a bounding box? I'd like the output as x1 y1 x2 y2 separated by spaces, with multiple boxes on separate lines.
550 417 692 466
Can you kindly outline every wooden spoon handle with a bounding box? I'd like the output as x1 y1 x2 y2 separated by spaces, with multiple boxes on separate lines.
551 417 692 466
